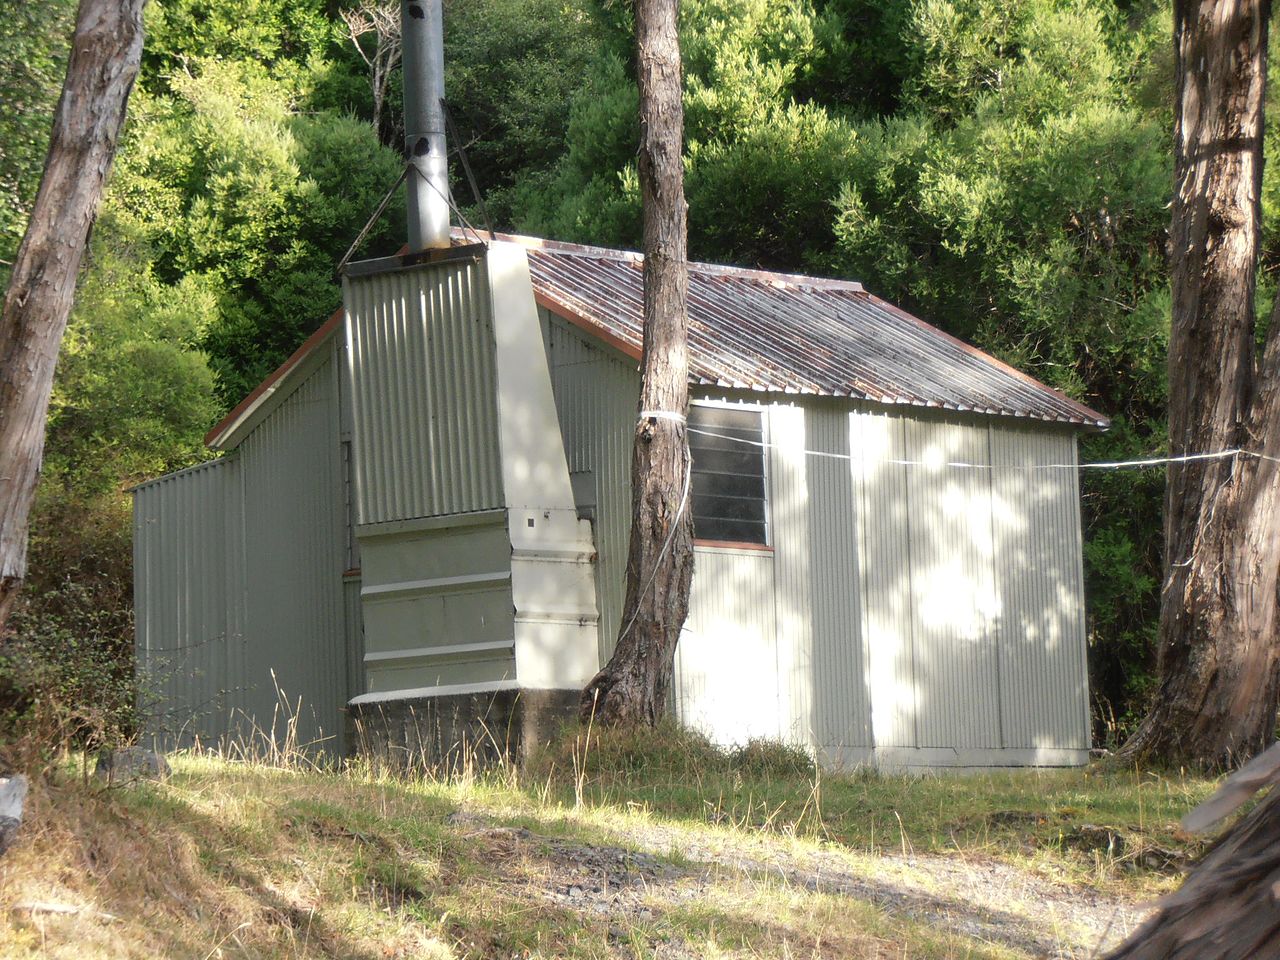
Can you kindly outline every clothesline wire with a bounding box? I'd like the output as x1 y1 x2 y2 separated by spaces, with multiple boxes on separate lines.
684 426 1280 472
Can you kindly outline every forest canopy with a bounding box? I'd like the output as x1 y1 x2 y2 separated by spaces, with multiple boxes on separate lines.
2 0 1253 738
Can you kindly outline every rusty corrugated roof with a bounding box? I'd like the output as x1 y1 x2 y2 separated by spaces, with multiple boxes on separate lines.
208 232 1108 451
516 235 1107 429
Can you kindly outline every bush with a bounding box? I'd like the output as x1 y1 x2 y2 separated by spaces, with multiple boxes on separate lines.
0 490 140 775
731 738 817 779
0 582 140 775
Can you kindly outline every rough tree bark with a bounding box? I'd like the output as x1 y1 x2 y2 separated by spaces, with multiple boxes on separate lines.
580 0 694 725
1120 0 1280 770
1105 743 1280 958
0 0 148 631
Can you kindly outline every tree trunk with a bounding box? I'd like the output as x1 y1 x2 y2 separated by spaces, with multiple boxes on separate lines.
580 0 693 726
1105 744 1280 958
0 0 148 630
1119 0 1280 770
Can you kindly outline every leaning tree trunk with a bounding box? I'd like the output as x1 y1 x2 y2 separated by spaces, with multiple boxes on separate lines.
1120 0 1280 770
1106 743 1280 958
0 0 148 630
580 0 694 726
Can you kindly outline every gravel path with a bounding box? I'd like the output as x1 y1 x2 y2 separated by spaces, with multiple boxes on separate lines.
448 810 1152 958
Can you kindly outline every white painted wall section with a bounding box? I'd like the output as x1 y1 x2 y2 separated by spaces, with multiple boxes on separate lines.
488 241 601 689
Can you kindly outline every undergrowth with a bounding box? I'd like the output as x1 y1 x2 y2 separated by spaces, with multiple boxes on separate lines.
0 721 1221 959
527 720 1213 889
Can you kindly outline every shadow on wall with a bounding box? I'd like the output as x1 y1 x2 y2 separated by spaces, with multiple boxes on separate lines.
675 400 1089 764
859 409 1089 760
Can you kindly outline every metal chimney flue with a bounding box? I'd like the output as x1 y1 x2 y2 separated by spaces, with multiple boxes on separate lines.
402 0 450 250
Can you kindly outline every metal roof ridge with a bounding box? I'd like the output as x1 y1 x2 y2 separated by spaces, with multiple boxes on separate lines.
465 227 866 293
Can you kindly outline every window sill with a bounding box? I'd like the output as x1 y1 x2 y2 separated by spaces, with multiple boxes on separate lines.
694 539 774 554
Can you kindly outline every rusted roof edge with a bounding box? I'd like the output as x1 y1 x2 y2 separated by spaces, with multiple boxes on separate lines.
204 305 344 450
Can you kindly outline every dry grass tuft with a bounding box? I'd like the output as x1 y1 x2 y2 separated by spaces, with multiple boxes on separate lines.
0 729 1219 959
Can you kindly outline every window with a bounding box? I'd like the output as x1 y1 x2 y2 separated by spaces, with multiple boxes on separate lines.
688 403 768 545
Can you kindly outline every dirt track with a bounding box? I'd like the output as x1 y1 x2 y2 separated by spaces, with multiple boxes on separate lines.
447 809 1152 958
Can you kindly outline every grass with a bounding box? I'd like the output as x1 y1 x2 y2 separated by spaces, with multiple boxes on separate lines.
529 721 1216 892
0 725 1221 959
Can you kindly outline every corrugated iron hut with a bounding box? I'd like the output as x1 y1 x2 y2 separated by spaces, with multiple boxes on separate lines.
133 0 1106 769
133 229 1108 770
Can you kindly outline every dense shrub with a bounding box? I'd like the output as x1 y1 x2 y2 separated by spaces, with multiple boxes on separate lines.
1 592 139 774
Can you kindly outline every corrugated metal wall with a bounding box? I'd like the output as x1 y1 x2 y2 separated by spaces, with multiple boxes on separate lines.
134 458 244 744
356 514 516 695
855 410 1090 756
769 403 812 745
802 405 872 758
535 309 1089 762
541 307 637 665
858 409 918 749
904 417 1001 749
236 357 347 751
990 427 1091 748
343 259 503 525
135 356 348 753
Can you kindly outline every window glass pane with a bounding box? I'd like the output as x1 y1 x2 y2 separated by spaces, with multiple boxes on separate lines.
691 446 764 477
698 519 767 543
689 471 765 500
688 404 767 545
692 493 767 524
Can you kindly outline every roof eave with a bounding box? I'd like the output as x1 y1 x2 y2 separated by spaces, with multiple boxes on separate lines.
204 306 344 451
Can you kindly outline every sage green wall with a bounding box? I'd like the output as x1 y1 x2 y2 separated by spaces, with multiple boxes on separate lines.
342 257 503 526
134 356 348 753
356 513 516 695
539 306 637 666
541 308 1090 767
343 259 515 696
134 457 242 745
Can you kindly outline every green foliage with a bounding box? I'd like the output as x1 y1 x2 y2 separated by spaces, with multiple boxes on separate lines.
514 0 1177 731
0 486 139 772
798 0 917 117
510 53 643 244
147 0 374 126
0 0 77 281
688 103 860 269
147 0 329 67
0 585 139 767
109 57 406 404
439 0 605 225
45 235 220 494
